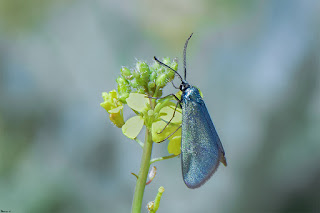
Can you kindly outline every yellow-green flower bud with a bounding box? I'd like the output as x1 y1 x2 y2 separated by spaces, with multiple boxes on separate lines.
147 109 154 117
158 67 165 75
162 57 170 65
167 69 175 81
171 61 178 71
100 90 125 128
118 93 130 103
121 67 132 80
135 61 150 87
117 76 131 103
137 61 150 78
152 61 160 70
156 73 168 88
132 69 140 79
146 201 154 212
131 79 138 88
137 87 145 94
109 112 125 128
148 82 156 91
116 76 128 86
118 84 130 103
150 71 157 82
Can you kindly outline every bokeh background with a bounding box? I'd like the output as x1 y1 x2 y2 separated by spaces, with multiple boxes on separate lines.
0 0 319 212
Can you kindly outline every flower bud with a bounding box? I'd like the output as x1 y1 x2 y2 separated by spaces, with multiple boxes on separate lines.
149 71 157 82
131 79 138 88
118 93 130 103
146 201 154 212
167 69 175 81
136 62 150 87
137 87 145 94
137 61 150 77
148 82 156 92
156 73 168 88
132 69 140 79
121 67 133 80
152 60 160 70
116 76 127 85
162 57 171 65
100 90 125 128
109 112 125 128
171 60 178 71
158 67 165 75
117 77 131 103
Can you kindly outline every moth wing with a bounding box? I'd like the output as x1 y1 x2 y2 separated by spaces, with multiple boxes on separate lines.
181 97 226 188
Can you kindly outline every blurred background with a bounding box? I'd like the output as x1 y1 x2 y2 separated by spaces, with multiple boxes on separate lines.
0 0 319 212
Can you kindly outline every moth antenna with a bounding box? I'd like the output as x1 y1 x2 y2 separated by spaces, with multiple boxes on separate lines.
154 56 184 83
183 33 193 80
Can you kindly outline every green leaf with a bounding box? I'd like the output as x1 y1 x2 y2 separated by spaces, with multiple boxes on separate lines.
159 102 182 124
122 116 144 139
108 105 123 113
126 93 149 112
152 120 181 143
167 136 181 155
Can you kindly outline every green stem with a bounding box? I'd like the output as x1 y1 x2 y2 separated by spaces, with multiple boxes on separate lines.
150 154 178 164
134 138 144 148
131 127 153 213
150 186 165 213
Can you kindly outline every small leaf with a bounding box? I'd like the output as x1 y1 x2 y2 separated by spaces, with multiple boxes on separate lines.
108 105 123 113
152 120 180 143
168 126 181 140
175 90 182 100
122 116 144 139
109 112 125 128
167 136 181 155
126 93 149 112
100 101 112 112
159 102 182 124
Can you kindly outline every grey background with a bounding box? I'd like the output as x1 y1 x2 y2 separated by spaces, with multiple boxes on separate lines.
0 0 319 212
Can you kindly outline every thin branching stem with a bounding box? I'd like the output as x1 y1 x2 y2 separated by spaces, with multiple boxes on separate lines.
150 154 178 164
134 138 144 148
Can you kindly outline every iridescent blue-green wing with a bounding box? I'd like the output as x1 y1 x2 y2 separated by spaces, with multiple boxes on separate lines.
181 89 226 189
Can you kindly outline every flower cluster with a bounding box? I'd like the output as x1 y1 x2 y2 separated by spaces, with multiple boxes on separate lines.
100 90 124 128
101 58 182 155
117 58 178 103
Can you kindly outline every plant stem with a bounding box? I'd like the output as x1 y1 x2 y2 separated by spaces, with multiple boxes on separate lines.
150 154 178 164
134 138 144 148
131 127 153 213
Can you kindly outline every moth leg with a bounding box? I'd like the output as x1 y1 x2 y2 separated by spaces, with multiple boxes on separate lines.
171 81 179 89
147 93 182 108
158 100 180 134
156 125 181 143
147 93 182 136
147 93 179 101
